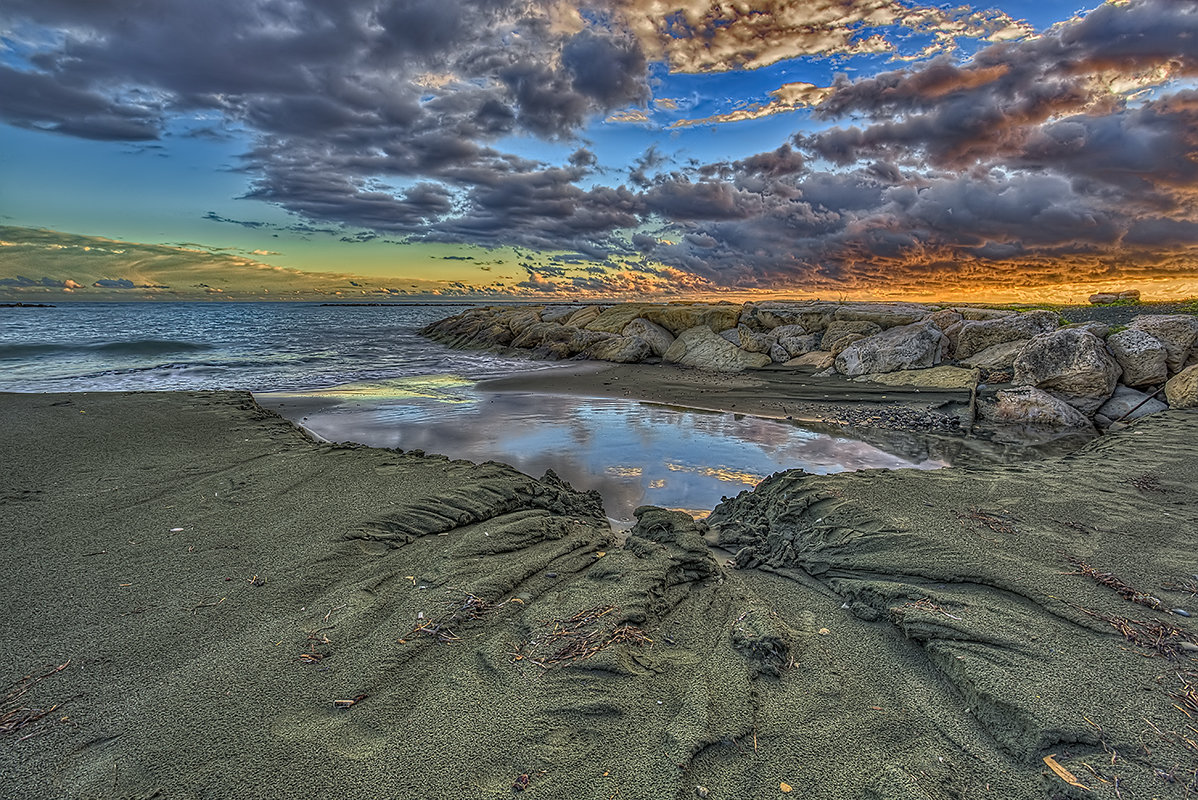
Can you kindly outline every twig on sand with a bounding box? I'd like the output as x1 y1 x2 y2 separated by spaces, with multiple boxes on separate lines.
512 605 651 668
1081 609 1197 660
398 591 500 645
955 508 1019 537
1067 559 1166 611
1 660 70 740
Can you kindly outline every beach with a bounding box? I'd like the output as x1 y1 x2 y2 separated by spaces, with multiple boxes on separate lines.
2 390 1196 799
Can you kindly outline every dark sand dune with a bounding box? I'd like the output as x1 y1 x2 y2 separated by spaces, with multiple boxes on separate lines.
0 393 1195 799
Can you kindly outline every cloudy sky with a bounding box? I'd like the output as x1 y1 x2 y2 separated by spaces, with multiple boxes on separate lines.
2 0 1197 301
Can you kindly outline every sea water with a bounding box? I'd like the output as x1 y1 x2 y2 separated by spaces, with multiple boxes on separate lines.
2 301 944 519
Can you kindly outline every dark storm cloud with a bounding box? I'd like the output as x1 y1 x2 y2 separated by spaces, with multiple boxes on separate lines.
0 65 162 140
5 0 1198 295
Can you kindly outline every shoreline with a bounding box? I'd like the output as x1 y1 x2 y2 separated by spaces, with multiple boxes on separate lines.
2 390 1195 798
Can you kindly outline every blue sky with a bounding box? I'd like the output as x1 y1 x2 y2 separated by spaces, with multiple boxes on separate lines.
2 1 1197 301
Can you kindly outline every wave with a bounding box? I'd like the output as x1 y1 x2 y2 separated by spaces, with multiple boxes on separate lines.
0 339 214 359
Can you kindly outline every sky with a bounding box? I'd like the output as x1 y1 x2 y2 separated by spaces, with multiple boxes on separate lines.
2 0 1197 302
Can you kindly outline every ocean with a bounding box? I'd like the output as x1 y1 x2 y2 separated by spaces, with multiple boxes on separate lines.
2 301 947 521
0 302 538 392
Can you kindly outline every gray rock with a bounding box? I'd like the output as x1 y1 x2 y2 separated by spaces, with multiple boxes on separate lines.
756 302 838 332
982 387 1094 429
664 327 772 372
768 343 790 363
955 310 1059 360
832 303 934 328
958 339 1028 371
565 305 601 328
1129 314 1198 374
925 309 963 331
778 333 821 357
1106 329 1168 387
821 320 882 352
770 324 807 339
785 351 834 370
541 305 582 324
854 366 980 390
737 324 775 354
511 321 567 349
1165 364 1198 408
1012 328 1122 415
834 322 947 377
568 328 617 355
621 318 675 357
590 335 651 364
954 307 1017 321
1095 385 1168 425
717 328 741 345
1065 321 1110 339
829 333 867 356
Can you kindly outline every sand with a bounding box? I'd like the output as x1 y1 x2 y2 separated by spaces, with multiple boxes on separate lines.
1 391 1195 799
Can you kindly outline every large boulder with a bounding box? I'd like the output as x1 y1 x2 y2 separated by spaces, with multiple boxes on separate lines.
568 328 617 355
756 302 839 332
770 324 807 339
1106 329 1168 387
621 318 674 357
955 310 1059 360
954 307 1017 321
834 322 947 377
854 366 981 390
1012 329 1121 415
585 305 651 333
925 309 963 332
777 333 822 357
1165 364 1198 408
649 304 741 335
1065 321 1110 340
981 387 1093 429
821 320 882 352
785 351 835 370
832 303 934 328
1096 385 1168 423
737 324 774 354
541 305 582 323
511 321 568 349
958 339 1028 371
566 305 602 328
590 335 651 364
1129 314 1198 374
663 326 771 372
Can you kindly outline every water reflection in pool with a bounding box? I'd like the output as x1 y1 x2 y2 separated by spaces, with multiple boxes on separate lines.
259 376 947 523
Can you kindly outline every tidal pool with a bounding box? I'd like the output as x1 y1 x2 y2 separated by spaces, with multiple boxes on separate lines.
258 376 947 523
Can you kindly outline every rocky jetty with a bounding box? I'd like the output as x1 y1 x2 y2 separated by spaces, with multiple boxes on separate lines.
423 301 1198 433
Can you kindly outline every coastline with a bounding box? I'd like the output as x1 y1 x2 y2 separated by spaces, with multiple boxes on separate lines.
2 390 1195 798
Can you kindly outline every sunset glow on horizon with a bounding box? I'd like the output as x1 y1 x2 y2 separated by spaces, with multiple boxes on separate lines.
2 1 1197 303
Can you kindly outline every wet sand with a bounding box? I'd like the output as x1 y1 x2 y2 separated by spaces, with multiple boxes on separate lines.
1 392 1196 799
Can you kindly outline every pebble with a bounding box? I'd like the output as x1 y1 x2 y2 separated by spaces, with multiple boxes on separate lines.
1179 642 1198 654
696 787 709 798
1171 608 1191 617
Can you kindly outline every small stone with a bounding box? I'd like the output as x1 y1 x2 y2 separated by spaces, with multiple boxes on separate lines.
1179 642 1198 653
1172 608 1191 617
696 787 709 798
818 628 830 635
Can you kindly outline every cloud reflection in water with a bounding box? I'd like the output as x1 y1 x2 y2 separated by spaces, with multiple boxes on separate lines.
264 380 946 522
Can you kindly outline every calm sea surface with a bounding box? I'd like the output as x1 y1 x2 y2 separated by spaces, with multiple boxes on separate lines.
2 302 946 520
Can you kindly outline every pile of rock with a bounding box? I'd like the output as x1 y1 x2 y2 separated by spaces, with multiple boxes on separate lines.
422 300 1198 432
1089 289 1140 305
